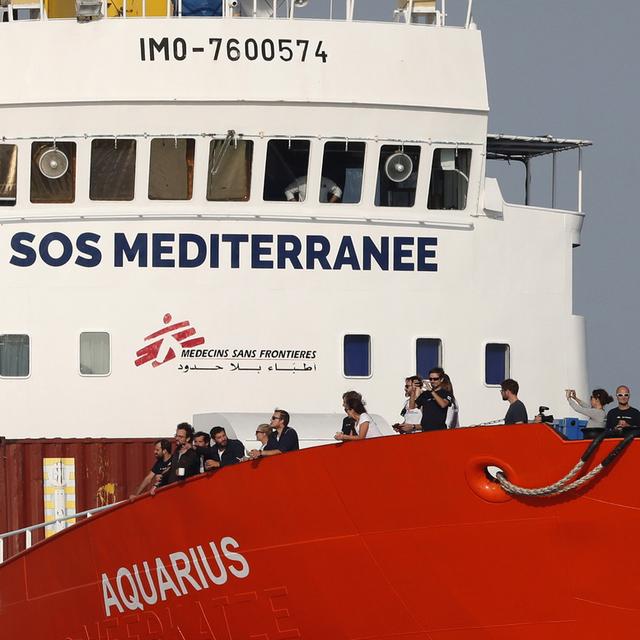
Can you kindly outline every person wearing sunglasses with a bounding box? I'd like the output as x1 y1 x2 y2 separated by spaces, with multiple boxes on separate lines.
248 409 299 459
605 386 640 434
407 367 452 432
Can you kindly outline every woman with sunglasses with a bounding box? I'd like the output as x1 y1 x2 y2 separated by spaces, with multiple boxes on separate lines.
565 388 612 436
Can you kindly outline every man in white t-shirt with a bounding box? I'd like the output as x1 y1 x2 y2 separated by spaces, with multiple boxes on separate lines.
284 176 342 203
393 376 423 433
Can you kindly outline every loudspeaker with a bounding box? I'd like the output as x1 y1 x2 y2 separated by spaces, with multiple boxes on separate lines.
384 152 413 183
38 147 69 180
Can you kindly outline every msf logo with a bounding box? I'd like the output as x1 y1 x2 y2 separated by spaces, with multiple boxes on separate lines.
135 313 205 368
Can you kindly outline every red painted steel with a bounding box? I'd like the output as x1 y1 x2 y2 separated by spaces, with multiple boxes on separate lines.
1 425 640 639
0 437 164 559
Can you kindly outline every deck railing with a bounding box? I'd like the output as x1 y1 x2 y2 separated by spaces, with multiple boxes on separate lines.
0 501 123 563
1 0 475 27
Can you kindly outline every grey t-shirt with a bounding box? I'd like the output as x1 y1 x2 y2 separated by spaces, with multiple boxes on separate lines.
505 399 528 424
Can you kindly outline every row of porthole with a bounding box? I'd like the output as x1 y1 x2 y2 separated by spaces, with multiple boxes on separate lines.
0 333 510 383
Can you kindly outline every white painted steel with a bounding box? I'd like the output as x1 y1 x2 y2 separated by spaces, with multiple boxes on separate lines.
0 11 589 442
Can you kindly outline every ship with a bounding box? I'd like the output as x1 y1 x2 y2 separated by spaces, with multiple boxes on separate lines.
2 0 625 637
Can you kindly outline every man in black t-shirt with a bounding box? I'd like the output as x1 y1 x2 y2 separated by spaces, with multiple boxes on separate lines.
409 368 452 432
209 426 246 468
131 438 172 496
605 386 640 433
501 379 528 424
163 422 200 485
249 409 299 458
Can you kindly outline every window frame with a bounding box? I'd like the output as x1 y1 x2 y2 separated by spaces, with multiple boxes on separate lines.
79 331 112 377
206 138 254 202
319 140 367 206
374 143 422 209
342 333 372 379
148 137 196 201
30 140 77 205
0 143 18 207
89 138 137 202
484 341 511 387
427 146 473 212
262 138 313 203
0 333 31 380
415 337 443 377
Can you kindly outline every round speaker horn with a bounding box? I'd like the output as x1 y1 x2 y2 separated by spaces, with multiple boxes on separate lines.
38 147 69 180
384 152 413 183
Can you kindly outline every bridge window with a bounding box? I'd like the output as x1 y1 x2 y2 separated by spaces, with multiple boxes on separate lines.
263 139 311 202
90 139 136 201
0 334 30 378
343 334 371 377
148 138 195 200
80 332 111 376
320 141 366 204
0 144 17 207
30 141 76 204
375 145 420 207
207 139 253 201
485 343 510 385
416 338 442 377
428 148 472 210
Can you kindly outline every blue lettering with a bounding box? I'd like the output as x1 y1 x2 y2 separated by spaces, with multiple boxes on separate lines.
209 234 219 269
333 237 361 271
362 236 389 271
417 237 437 272
76 233 102 268
221 234 248 269
40 232 73 267
251 234 273 269
277 235 303 270
9 232 36 267
306 235 331 270
393 237 414 272
178 234 207 268
114 233 148 267
152 233 175 268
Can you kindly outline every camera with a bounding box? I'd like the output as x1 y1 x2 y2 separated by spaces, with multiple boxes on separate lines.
538 406 554 425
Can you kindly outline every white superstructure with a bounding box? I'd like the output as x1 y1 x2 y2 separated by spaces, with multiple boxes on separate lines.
0 0 591 442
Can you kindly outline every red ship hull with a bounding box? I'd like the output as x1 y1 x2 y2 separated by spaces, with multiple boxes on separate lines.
1 424 639 640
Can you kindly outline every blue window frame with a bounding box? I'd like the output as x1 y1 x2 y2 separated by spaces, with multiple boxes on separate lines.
344 335 371 377
416 338 442 377
485 343 510 385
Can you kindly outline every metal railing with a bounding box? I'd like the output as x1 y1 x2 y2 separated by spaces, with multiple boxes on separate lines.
1 0 475 26
0 500 123 563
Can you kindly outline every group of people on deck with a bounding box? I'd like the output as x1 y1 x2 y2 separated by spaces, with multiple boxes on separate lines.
133 372 640 495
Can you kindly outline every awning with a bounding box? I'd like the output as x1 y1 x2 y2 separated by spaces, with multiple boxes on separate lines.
487 134 592 161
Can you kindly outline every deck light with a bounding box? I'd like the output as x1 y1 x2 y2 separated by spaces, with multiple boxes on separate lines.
75 0 103 21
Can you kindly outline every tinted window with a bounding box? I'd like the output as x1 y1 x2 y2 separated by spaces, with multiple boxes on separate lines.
148 138 195 200
80 332 111 375
320 141 365 204
30 141 76 204
485 343 510 385
0 334 30 377
375 145 420 207
207 139 253 201
90 139 136 201
344 335 371 377
416 338 442 377
263 139 311 202
0 144 17 206
428 148 472 210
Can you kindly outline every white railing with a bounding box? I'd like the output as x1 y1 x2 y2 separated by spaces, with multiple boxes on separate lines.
0 500 123 563
0 0 475 26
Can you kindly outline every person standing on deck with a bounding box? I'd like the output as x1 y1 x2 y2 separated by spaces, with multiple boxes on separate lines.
501 379 528 424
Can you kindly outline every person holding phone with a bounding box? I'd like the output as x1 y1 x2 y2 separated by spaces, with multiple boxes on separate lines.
408 367 452 432
565 388 612 432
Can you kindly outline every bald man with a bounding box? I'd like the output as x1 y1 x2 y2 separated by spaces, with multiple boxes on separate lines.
605 386 640 433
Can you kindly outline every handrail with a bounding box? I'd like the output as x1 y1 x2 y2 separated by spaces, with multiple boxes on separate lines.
0 500 123 563
0 0 475 26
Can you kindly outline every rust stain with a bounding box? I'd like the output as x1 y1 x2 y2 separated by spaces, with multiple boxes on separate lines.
96 482 118 507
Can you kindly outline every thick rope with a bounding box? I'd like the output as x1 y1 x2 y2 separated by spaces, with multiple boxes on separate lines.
494 429 639 498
